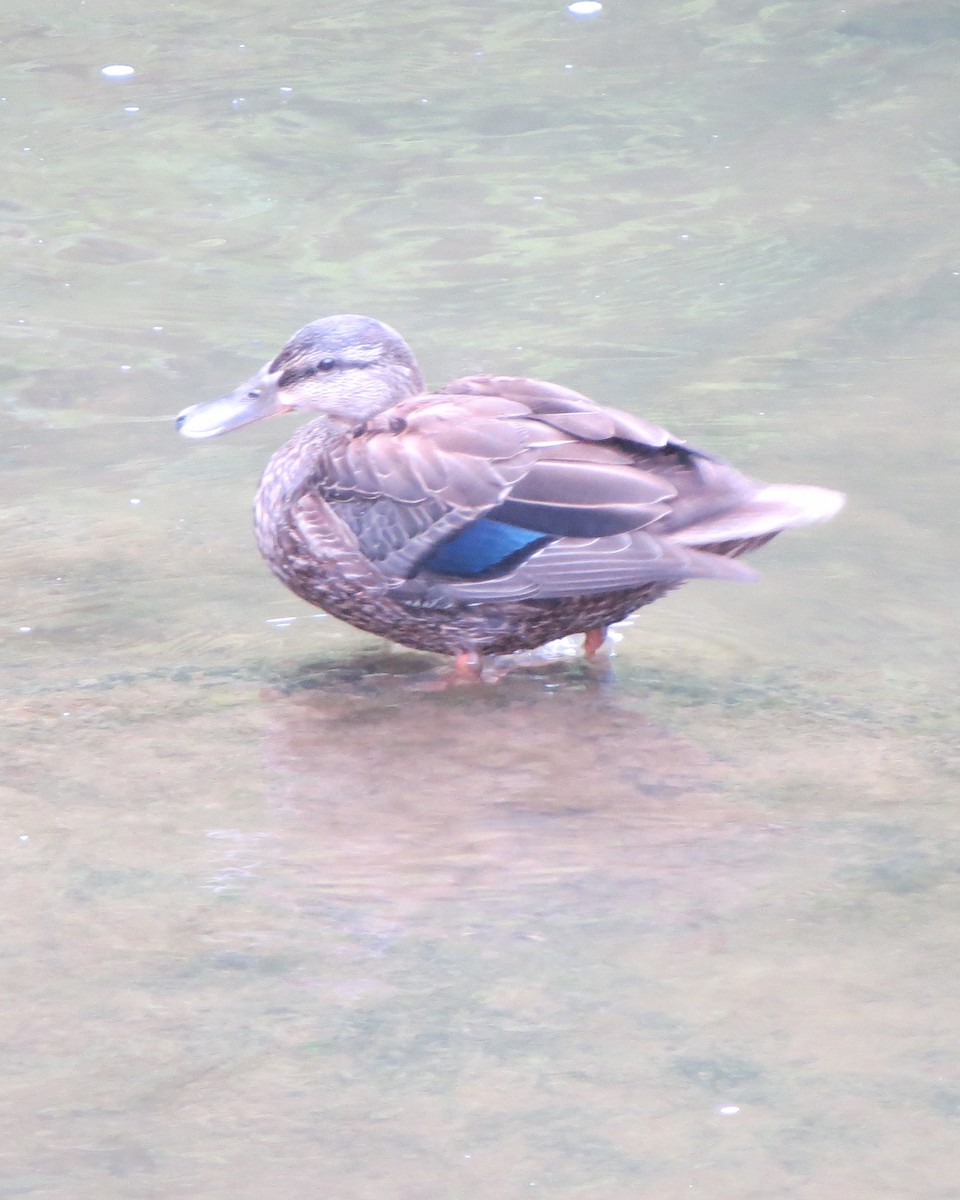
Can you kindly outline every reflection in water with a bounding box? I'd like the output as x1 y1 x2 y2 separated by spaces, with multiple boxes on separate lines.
252 654 774 935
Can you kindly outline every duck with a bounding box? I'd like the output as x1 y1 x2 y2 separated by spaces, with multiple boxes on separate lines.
177 314 844 678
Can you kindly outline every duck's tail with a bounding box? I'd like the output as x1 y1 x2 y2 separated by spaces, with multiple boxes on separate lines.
666 484 846 547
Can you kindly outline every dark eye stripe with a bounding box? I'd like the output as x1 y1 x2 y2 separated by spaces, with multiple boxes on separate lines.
277 357 372 388
277 365 313 388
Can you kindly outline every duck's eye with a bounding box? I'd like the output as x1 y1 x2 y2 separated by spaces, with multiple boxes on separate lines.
247 388 261 399
317 357 337 372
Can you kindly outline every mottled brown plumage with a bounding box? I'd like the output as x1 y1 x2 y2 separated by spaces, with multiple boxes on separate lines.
177 315 844 666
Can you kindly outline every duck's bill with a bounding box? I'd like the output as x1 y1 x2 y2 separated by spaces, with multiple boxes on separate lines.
176 369 290 439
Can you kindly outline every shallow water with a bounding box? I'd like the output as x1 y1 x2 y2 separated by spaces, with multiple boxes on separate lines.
3 1 959 1196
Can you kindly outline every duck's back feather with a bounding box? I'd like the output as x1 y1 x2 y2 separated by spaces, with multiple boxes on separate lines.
259 374 843 619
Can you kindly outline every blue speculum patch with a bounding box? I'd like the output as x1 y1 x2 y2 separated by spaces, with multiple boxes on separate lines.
423 517 550 577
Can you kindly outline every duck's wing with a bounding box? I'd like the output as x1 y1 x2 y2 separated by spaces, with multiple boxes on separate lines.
296 383 734 594
292 393 542 580
289 377 836 602
443 375 843 544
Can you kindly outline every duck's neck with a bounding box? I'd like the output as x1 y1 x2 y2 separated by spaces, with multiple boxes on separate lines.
324 359 425 422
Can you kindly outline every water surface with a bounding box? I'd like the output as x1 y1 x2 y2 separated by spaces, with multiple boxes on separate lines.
3 1 959 1197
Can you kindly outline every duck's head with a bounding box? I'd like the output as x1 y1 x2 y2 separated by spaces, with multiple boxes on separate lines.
176 314 425 439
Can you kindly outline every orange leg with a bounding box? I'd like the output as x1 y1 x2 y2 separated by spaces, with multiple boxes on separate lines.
409 650 485 692
452 650 484 682
582 627 607 658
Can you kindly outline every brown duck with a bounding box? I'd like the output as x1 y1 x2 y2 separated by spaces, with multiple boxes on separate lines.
177 315 844 677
